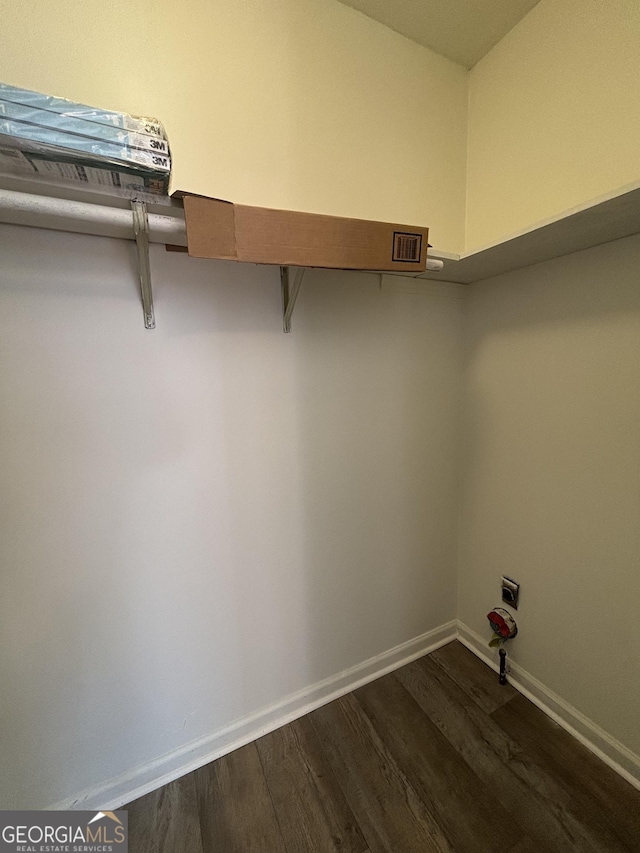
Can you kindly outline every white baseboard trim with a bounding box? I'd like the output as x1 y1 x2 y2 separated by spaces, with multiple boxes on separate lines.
457 621 640 792
51 620 457 811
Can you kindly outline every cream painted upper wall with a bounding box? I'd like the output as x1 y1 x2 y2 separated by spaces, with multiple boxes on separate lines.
466 0 640 251
0 0 468 252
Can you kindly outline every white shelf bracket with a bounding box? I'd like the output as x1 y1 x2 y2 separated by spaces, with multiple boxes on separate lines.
131 200 156 329
280 266 305 333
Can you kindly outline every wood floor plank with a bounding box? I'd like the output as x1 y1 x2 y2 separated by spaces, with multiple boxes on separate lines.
194 741 284 853
354 673 525 853
126 773 203 853
310 693 455 853
430 640 517 713
256 715 369 853
123 642 640 853
507 839 539 852
399 655 563 801
396 654 607 853
492 694 640 853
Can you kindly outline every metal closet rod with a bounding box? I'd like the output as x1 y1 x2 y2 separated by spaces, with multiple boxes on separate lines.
0 187 187 245
0 188 445 267
0 187 185 330
0 187 444 331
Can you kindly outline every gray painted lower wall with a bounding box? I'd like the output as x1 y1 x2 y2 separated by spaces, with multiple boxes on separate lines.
0 223 462 808
458 232 640 761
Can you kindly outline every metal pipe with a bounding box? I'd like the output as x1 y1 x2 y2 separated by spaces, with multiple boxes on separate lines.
0 188 448 272
0 188 187 246
499 648 507 685
426 258 445 271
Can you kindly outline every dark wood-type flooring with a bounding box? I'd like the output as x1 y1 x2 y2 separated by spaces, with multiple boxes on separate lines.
125 641 640 852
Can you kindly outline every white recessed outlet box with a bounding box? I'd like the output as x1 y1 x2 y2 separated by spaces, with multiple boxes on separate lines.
501 576 520 609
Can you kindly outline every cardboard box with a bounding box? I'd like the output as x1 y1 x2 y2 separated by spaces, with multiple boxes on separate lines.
181 194 429 272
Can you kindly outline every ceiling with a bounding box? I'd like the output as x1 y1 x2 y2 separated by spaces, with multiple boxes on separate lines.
337 0 541 68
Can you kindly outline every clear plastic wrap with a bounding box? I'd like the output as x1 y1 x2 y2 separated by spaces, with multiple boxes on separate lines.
0 100 169 156
0 83 164 138
0 83 171 198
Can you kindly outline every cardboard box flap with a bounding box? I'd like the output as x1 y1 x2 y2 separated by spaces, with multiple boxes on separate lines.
183 195 236 261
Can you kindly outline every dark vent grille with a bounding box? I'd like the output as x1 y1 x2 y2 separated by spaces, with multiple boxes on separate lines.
393 232 422 263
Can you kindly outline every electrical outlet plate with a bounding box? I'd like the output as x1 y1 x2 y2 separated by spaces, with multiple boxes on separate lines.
501 576 520 609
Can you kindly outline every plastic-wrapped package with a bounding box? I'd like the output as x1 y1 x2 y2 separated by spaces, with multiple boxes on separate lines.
0 83 171 199
0 83 164 138
0 147 169 196
0 118 170 171
0 100 169 156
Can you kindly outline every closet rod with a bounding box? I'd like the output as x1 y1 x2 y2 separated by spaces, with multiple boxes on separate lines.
0 187 446 272
0 188 187 246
